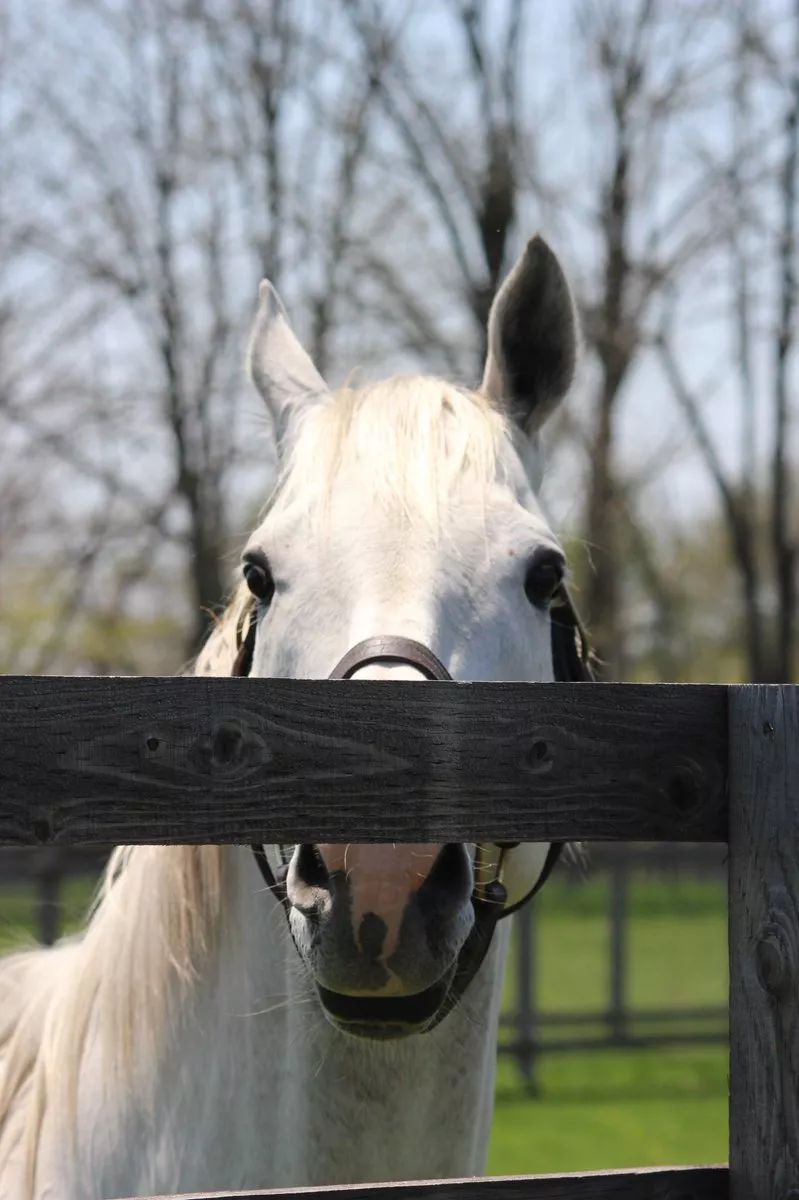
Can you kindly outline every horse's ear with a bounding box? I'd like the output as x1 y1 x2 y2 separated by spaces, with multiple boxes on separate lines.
248 281 330 444
481 236 578 433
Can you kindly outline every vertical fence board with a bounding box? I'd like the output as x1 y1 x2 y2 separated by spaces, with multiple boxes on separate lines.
35 848 61 945
729 685 799 1200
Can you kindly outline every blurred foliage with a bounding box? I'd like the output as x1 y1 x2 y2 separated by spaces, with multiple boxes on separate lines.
0 568 187 675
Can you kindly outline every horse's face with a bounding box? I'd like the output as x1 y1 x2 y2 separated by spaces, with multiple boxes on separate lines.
243 236 578 1038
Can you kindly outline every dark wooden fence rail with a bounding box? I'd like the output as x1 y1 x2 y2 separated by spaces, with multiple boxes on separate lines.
125 1167 727 1200
0 679 797 1200
0 678 727 844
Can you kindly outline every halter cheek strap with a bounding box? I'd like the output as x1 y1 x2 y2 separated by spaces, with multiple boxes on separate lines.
230 610 292 905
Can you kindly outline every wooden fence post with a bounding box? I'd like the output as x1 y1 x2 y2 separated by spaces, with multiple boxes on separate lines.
515 903 538 1092
35 847 61 945
729 685 799 1200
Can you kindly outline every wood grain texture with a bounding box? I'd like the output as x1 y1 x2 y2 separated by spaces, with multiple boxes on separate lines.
0 678 727 846
729 685 799 1200
123 1165 728 1200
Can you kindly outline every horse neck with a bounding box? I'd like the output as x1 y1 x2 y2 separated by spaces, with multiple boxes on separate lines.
187 853 511 1188
274 924 512 1186
82 848 508 1194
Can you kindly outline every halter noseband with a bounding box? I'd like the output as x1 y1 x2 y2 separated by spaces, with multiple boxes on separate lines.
328 636 451 682
232 622 569 1029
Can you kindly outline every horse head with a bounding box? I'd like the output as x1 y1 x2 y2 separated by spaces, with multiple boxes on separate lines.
236 236 587 1039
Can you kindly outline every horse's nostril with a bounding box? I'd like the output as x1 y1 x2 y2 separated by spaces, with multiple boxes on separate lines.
287 844 331 916
359 912 388 961
295 844 330 888
417 843 473 916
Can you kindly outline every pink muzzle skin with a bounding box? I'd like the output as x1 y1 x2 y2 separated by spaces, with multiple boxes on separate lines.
316 843 442 967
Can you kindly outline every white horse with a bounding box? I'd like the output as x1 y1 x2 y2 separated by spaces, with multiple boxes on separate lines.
0 236 587 1200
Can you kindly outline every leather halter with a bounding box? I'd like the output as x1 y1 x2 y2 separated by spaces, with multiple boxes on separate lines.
232 620 571 1029
328 636 451 682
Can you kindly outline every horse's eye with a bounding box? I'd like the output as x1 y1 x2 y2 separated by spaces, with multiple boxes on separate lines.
524 549 565 608
242 555 275 605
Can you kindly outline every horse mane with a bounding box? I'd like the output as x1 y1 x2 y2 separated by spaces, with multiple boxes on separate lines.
0 615 237 1191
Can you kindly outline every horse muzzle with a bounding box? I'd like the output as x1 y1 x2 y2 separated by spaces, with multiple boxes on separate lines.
241 635 562 1038
285 840 476 1037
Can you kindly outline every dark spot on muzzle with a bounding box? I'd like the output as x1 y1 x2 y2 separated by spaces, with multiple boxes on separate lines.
358 912 387 961
388 843 473 979
301 871 390 992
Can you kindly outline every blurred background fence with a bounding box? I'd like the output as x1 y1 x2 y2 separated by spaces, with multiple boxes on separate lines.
501 845 728 1090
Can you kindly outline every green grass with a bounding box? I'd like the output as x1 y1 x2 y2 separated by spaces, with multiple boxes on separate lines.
490 871 728 1174
489 1046 727 1174
0 867 729 1175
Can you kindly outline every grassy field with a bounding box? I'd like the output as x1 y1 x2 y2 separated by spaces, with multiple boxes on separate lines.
0 863 728 1176
490 871 728 1174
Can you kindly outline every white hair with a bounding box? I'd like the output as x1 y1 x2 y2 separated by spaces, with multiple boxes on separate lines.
0 845 226 1193
272 376 515 526
0 372 523 1196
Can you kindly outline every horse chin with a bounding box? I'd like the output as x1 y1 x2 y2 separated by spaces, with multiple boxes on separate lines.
315 966 456 1040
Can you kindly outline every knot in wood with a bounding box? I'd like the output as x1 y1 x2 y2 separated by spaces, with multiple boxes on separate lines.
205 715 270 777
211 718 246 766
666 761 701 815
755 888 798 1002
523 731 553 774
31 816 52 844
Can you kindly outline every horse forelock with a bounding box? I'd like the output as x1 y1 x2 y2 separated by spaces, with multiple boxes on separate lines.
269 375 518 528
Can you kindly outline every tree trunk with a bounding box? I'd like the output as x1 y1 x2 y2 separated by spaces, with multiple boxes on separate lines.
771 2 799 682
187 512 224 655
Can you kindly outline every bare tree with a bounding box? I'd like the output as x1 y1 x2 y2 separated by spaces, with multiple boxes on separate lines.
772 0 799 680
2 0 396 664
655 0 798 682
2 1 250 653
342 0 537 375
571 0 727 677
